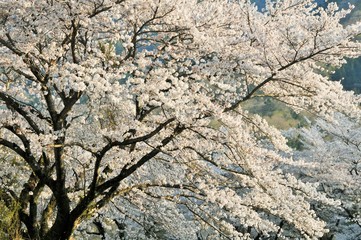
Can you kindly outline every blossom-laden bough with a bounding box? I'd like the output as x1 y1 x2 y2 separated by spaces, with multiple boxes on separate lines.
287 113 361 239
0 0 361 239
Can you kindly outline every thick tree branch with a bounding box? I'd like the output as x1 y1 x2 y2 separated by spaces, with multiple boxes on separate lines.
58 91 83 123
68 123 184 227
0 92 48 134
87 117 176 199
40 195 56 238
0 138 55 190
88 0 126 18
225 46 334 112
96 124 185 193
70 20 79 64
3 125 32 156
0 35 24 56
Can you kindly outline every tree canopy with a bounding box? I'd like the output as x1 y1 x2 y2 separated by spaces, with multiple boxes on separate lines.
1 0 361 239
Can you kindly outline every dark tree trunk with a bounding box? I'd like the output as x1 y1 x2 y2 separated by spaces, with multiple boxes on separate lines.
43 218 75 240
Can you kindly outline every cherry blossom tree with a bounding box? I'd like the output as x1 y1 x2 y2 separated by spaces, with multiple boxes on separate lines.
290 114 361 239
1 0 361 239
